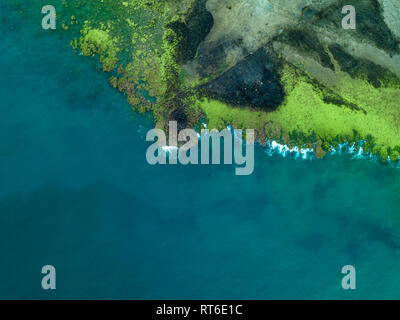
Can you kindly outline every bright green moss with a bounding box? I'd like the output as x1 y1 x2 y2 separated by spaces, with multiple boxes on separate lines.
79 25 119 71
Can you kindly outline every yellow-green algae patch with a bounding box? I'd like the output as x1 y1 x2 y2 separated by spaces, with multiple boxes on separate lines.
79 24 120 72
67 0 198 125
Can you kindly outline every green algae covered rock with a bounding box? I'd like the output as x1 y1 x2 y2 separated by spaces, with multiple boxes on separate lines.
62 0 400 162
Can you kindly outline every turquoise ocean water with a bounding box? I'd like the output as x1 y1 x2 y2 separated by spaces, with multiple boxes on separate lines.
1 2 400 299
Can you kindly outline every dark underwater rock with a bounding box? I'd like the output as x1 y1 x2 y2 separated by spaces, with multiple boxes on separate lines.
169 107 188 131
200 49 284 111
167 0 214 63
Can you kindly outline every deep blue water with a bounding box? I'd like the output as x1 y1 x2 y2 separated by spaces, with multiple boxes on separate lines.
2 2 400 299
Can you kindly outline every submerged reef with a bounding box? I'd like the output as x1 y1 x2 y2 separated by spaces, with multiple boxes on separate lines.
42 0 400 162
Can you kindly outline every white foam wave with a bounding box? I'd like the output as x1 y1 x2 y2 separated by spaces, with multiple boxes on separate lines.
265 139 400 167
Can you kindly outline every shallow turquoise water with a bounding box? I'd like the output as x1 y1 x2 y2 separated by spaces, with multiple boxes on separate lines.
1 2 400 299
